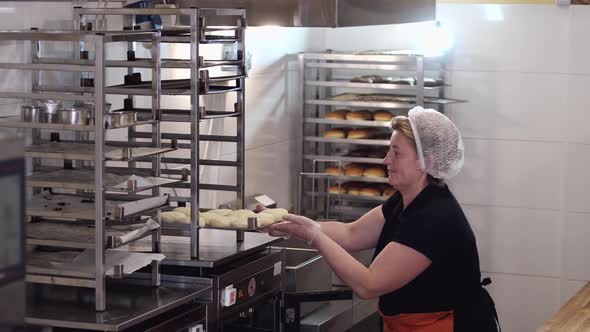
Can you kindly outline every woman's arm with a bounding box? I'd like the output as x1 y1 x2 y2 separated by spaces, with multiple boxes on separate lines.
313 232 431 299
320 206 386 252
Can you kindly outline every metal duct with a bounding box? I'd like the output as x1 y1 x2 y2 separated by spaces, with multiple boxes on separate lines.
172 0 435 27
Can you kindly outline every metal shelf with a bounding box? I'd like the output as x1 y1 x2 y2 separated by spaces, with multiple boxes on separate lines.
305 191 388 203
25 142 176 162
26 250 163 288
305 98 416 109
27 169 185 193
304 155 385 164
305 80 445 90
304 137 390 146
304 117 392 128
35 84 242 96
27 192 169 221
27 219 160 249
301 173 389 184
0 116 158 131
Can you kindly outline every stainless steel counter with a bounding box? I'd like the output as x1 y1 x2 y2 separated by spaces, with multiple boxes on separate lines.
125 230 282 267
26 281 211 331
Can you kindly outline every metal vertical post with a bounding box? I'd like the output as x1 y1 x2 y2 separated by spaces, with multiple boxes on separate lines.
236 11 246 243
190 9 200 259
94 34 106 312
297 53 305 215
30 28 41 179
150 32 162 252
416 55 425 107
151 32 162 265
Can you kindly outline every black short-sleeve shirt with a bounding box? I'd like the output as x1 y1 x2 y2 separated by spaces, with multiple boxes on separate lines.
374 183 483 316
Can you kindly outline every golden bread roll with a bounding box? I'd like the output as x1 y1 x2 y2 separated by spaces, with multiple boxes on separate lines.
383 187 396 196
324 128 347 139
360 186 381 197
345 111 372 121
172 207 191 217
325 166 344 176
208 209 233 216
347 129 369 139
363 167 386 178
373 110 394 122
358 110 373 120
256 212 277 227
344 164 365 177
329 184 347 194
325 110 349 120
345 182 363 195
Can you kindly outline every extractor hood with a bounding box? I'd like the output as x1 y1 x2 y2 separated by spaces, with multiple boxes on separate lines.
172 0 435 27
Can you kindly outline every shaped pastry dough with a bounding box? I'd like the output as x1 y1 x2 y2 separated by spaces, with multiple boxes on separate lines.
172 207 191 218
256 212 277 227
208 209 233 216
161 211 187 224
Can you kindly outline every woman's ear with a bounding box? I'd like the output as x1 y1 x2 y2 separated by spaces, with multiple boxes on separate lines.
422 154 434 171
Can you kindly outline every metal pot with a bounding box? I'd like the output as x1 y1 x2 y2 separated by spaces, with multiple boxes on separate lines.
57 108 92 126
75 101 112 114
44 100 60 114
104 111 137 128
21 105 45 123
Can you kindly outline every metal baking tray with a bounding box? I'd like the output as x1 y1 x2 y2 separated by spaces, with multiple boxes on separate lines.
304 117 392 128
300 172 389 184
27 169 186 193
27 218 160 249
27 191 170 221
25 142 177 161
304 136 390 146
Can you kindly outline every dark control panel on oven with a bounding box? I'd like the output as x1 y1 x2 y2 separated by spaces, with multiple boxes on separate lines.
219 266 281 312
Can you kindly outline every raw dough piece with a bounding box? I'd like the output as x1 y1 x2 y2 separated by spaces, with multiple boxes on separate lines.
161 211 187 224
208 209 233 216
256 212 277 227
173 207 191 217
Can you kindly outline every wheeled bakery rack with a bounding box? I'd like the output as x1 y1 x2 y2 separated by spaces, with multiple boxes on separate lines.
298 51 464 221
73 6 248 259
0 30 176 311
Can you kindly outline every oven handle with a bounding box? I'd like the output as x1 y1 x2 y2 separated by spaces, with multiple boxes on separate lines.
283 289 353 332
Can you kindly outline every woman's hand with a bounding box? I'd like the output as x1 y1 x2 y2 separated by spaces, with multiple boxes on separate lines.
266 214 321 245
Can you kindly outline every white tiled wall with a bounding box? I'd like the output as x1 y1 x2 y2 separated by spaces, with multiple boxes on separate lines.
323 4 590 332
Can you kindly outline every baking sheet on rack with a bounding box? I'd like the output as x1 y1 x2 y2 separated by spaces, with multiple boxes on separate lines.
27 249 165 278
328 93 464 104
27 191 168 220
27 218 160 247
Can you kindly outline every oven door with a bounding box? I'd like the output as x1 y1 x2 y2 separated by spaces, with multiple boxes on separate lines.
222 291 281 332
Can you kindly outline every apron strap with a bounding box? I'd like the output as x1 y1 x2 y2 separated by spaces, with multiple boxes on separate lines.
481 278 501 332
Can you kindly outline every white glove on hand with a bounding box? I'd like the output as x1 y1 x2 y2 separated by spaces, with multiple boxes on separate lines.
266 214 321 246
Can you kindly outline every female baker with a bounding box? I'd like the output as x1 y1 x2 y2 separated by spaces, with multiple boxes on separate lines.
267 107 499 332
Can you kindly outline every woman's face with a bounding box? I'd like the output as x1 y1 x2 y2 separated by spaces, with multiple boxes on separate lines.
383 131 424 189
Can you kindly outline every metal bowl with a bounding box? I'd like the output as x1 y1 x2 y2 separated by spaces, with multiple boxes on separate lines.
104 111 137 129
21 105 45 123
57 108 92 126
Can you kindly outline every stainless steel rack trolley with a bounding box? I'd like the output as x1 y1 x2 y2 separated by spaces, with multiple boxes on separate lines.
298 51 465 221
73 7 248 260
0 30 175 312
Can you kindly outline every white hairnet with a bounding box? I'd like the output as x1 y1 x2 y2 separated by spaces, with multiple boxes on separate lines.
408 106 464 179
